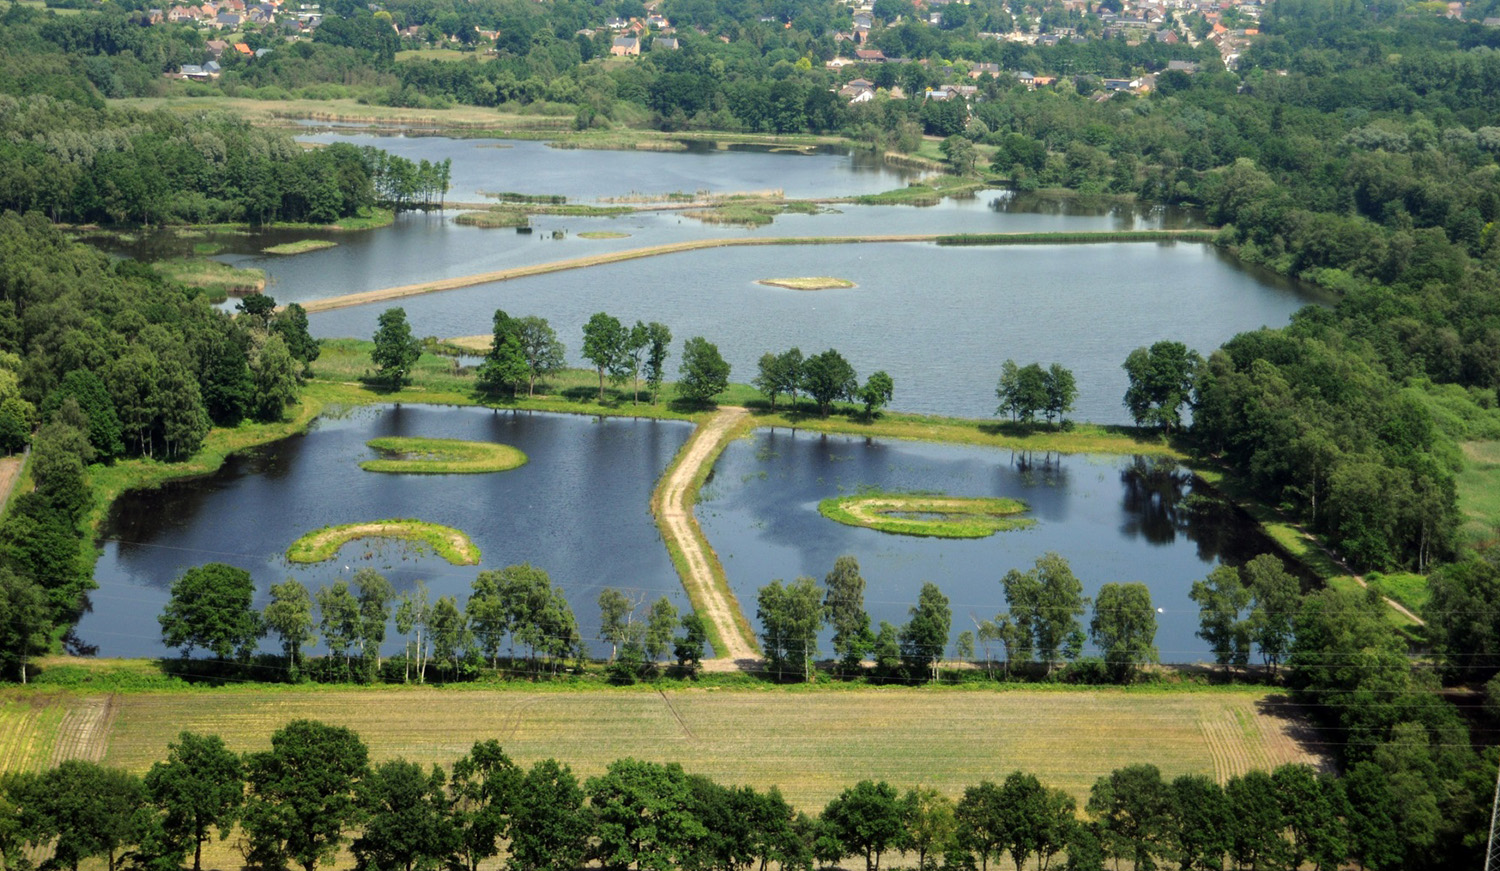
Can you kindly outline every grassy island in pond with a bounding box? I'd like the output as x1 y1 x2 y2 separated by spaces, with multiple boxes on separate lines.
756 276 856 291
578 231 630 239
361 437 526 474
150 258 265 299
287 519 481 565
820 492 1034 538
262 239 338 255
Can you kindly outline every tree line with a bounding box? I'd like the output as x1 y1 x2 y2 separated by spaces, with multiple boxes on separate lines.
754 348 893 419
0 94 436 226
0 717 1422 871
150 562 708 684
755 552 1298 686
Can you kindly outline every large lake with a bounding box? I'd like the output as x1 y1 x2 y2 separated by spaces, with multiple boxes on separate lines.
698 429 1298 663
88 135 1325 423
79 406 693 659
308 239 1319 423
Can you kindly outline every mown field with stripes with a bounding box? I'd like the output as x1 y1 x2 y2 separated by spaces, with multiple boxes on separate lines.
0 683 1322 811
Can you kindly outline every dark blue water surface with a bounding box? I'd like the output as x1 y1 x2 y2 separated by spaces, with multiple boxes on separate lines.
80 406 693 659
698 429 1293 664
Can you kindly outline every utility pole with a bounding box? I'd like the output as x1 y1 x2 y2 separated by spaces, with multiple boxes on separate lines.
1485 755 1500 871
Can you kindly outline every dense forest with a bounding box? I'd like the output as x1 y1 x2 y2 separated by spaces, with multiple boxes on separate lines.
0 0 1499 864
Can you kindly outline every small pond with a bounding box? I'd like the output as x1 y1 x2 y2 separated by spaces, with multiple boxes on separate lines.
698 429 1302 664
78 406 693 659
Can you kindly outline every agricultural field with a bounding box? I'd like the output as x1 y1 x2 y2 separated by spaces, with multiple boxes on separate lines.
0 685 1322 811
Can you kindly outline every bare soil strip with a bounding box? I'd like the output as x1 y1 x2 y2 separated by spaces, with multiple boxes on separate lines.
51 695 114 765
654 407 759 666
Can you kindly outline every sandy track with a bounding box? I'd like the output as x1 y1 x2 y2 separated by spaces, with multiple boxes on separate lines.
655 407 759 668
299 235 942 314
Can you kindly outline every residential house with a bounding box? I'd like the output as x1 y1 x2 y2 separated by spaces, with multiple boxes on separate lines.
1166 59 1198 72
168 7 195 22
147 8 164 23
234 41 253 55
969 62 1001 78
204 60 222 75
255 47 273 57
610 35 640 56
840 84 875 104
653 36 679 49
854 48 886 62
180 64 210 80
826 56 855 68
1017 69 1035 86
205 39 228 57
1154 28 1179 42
216 12 241 28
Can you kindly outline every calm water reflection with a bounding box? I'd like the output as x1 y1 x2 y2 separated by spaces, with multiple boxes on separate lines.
698 430 1297 663
81 406 693 659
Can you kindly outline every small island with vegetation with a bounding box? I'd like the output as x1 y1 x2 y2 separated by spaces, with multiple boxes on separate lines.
359 436 527 474
819 492 1033 538
286 519 481 565
263 240 338 256
756 276 856 291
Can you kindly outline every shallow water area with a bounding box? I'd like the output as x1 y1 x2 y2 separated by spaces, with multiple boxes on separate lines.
80 405 692 659
699 429 1298 664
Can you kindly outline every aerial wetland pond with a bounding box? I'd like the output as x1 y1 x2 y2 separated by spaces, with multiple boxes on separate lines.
86 137 1328 662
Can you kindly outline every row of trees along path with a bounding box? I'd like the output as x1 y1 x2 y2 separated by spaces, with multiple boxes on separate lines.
652 406 759 668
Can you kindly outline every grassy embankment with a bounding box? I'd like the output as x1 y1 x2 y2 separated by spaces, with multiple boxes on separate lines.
649 411 757 660
819 492 1034 538
0 680 1319 814
286 519 481 565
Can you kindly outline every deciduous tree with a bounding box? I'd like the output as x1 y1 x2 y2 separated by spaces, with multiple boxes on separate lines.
1088 582 1158 682
823 555 872 674
144 731 244 871
242 720 370 871
372 307 421 388
159 563 263 661
678 336 730 404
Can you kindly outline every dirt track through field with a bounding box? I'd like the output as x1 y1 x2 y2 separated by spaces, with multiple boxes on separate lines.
654 407 758 667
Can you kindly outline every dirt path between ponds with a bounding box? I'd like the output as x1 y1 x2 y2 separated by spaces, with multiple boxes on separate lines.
654 407 759 670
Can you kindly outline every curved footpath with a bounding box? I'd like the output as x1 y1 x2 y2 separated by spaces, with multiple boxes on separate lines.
653 406 760 669
297 230 1210 314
